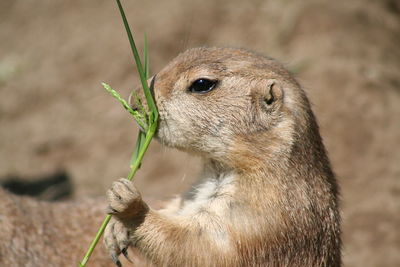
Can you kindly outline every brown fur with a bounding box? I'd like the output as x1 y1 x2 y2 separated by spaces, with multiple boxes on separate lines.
104 47 341 266
0 187 114 266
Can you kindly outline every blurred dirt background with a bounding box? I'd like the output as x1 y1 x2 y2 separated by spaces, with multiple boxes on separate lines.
0 0 399 266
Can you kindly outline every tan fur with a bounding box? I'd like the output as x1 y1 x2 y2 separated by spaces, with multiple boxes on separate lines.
0 187 114 267
104 47 341 267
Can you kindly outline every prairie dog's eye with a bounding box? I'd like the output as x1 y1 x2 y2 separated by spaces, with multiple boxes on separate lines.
188 78 218 94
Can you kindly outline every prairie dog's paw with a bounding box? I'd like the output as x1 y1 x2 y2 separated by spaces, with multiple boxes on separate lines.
107 178 148 220
104 218 131 267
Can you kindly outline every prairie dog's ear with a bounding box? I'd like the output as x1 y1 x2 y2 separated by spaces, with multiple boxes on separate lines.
264 79 283 106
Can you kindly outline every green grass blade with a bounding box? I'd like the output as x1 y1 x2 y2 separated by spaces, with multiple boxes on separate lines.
102 82 148 131
144 33 149 80
78 215 112 267
131 131 146 169
80 2 159 266
114 0 158 119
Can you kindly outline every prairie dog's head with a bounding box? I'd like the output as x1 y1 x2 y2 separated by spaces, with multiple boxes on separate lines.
134 47 311 168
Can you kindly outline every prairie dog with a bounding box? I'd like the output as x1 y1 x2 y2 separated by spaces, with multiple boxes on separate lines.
104 47 341 266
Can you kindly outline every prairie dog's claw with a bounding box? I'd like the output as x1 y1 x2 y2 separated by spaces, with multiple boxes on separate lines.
111 252 122 267
104 219 130 267
122 247 132 263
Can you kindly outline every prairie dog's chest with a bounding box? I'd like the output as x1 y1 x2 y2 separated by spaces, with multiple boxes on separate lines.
178 173 236 217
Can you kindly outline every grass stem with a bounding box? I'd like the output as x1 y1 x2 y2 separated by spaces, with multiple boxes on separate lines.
79 1 158 266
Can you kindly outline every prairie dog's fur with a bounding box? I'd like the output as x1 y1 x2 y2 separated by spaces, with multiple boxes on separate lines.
0 187 114 266
105 47 341 267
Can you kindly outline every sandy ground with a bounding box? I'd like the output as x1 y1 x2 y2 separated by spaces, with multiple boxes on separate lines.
0 0 399 266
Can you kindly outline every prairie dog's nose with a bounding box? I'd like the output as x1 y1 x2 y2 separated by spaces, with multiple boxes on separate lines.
128 76 155 111
128 87 143 111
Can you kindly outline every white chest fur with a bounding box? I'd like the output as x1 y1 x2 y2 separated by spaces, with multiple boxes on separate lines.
176 173 237 249
178 173 236 217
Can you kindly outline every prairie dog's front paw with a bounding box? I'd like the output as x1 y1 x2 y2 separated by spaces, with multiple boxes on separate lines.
104 218 131 267
107 178 148 220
